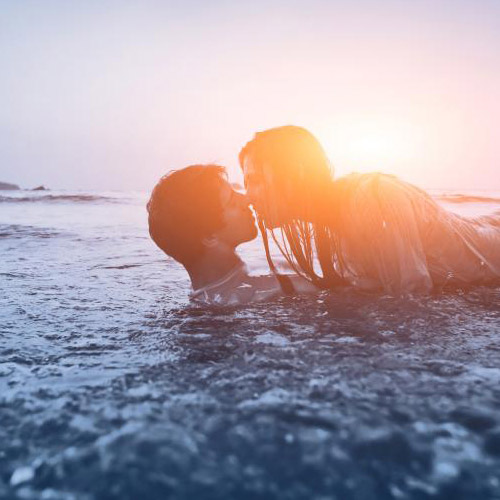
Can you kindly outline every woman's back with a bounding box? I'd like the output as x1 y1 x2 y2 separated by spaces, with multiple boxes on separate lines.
330 173 500 294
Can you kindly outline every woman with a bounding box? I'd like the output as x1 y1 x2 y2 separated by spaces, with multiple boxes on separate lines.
239 125 500 295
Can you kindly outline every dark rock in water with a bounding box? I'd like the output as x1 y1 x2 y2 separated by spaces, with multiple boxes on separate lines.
0 181 20 190
32 185 48 191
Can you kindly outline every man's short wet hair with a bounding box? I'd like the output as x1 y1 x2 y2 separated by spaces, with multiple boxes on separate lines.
147 164 227 267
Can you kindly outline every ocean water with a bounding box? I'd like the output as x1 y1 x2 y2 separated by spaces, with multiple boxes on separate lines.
1 189 500 500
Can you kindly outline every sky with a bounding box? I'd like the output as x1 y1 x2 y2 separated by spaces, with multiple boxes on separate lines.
0 0 499 191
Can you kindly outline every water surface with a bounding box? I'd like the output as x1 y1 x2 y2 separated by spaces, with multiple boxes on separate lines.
1 190 500 499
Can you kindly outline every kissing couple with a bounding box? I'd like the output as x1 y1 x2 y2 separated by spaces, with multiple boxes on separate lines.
147 125 500 306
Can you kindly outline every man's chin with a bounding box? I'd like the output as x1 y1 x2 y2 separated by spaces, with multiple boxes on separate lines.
241 225 258 244
248 226 258 241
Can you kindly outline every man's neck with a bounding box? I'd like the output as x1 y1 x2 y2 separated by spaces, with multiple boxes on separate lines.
188 245 243 291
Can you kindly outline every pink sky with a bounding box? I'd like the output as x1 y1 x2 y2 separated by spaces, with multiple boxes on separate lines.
0 0 499 191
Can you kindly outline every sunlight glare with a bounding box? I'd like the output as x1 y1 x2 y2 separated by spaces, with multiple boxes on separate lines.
319 117 423 176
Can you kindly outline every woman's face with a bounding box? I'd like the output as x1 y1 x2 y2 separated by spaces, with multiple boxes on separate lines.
242 156 291 228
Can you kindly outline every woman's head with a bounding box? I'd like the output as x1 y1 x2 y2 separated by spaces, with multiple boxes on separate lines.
239 125 333 227
239 126 344 288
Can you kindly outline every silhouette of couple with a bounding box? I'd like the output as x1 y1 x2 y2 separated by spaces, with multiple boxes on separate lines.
148 126 500 305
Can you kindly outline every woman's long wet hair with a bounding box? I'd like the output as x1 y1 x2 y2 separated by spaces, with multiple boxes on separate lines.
239 125 346 289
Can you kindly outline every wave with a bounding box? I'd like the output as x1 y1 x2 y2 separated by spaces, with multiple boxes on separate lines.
0 194 117 203
435 194 500 204
2 192 498 206
0 224 62 239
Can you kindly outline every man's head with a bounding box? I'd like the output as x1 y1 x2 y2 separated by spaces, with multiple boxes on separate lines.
147 164 257 268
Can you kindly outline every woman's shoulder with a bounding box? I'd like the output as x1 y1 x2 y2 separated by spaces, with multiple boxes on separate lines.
333 172 431 203
335 172 402 189
329 172 440 231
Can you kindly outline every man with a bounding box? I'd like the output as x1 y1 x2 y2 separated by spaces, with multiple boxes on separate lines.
147 164 317 305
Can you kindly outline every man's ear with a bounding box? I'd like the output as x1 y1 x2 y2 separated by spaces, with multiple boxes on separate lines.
202 235 219 248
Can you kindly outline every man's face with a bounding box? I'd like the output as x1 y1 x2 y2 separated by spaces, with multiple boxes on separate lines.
213 180 258 247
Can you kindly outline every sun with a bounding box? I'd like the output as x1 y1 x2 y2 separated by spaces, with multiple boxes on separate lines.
318 117 422 175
